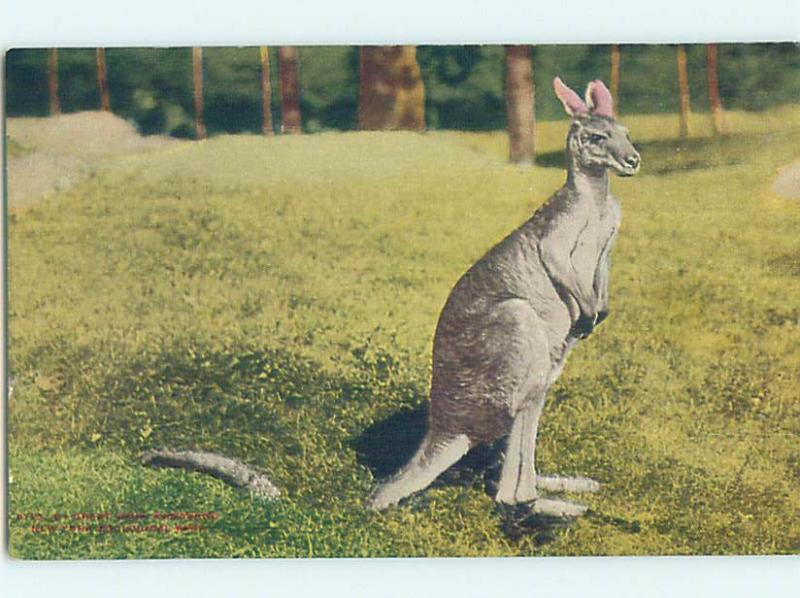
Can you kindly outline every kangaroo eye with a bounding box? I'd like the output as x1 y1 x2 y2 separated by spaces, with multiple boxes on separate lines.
589 134 606 144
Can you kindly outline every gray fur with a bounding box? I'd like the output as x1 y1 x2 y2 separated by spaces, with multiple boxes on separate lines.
369 80 640 511
142 449 281 500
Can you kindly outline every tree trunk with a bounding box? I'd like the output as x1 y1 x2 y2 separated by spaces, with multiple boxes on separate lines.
192 47 207 139
676 45 691 138
359 47 395 130
358 46 425 131
278 46 302 134
259 47 274 135
48 48 61 115
706 44 728 135
504 45 535 165
96 48 111 112
610 44 620 117
394 46 425 130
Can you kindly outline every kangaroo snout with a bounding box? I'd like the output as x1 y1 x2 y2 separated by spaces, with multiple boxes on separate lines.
624 154 640 170
615 151 641 176
622 152 641 174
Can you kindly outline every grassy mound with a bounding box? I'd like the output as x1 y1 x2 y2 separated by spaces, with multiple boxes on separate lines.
8 109 800 557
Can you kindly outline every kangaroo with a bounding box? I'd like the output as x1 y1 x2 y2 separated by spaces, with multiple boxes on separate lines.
368 78 640 516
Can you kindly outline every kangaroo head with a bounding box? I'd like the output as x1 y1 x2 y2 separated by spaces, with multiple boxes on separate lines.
554 77 640 177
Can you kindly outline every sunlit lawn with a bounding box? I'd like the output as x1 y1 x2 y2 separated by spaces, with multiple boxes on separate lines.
8 107 800 558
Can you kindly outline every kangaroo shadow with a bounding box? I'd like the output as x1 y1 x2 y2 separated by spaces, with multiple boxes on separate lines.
353 405 585 545
534 150 568 170
353 404 503 488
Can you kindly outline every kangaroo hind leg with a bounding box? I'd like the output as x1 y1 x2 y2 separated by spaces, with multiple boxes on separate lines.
495 393 594 517
489 303 552 505
367 434 470 510
535 348 601 500
495 390 546 505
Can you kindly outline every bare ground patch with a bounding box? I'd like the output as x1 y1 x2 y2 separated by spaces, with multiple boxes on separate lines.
772 159 800 200
6 111 179 209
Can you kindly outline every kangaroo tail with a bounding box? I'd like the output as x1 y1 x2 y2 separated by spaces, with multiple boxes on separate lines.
367 432 470 510
141 449 280 500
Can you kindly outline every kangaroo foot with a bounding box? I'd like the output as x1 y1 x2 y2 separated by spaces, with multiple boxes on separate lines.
531 497 588 518
495 483 538 505
536 475 601 493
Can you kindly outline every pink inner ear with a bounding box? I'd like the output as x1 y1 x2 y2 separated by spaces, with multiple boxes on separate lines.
553 77 588 116
587 79 614 118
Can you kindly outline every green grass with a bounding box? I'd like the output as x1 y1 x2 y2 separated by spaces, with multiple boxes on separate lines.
8 108 800 558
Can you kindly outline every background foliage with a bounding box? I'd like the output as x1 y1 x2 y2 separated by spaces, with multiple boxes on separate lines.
6 44 800 136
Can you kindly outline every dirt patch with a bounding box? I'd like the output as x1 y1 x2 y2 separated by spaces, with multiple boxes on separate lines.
772 159 800 200
6 111 178 209
7 152 87 209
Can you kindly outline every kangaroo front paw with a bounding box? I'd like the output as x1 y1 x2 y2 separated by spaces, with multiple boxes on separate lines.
596 309 609 326
495 484 538 505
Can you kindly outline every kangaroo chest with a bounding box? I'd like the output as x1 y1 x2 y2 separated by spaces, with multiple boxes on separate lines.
569 200 617 276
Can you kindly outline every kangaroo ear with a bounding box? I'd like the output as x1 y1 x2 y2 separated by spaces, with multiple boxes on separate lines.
554 77 589 117
585 79 614 118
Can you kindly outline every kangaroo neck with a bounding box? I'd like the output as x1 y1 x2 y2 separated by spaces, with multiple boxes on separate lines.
566 162 610 203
